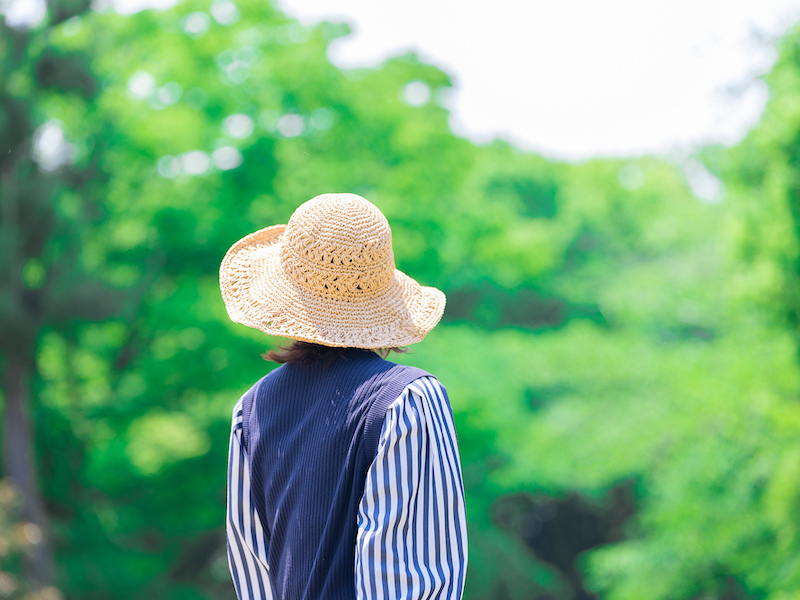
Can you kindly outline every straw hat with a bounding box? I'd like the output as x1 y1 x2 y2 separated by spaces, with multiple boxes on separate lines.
219 193 446 349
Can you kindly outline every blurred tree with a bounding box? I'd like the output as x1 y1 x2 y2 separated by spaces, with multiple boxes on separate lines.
711 24 800 342
7 0 800 599
0 0 141 588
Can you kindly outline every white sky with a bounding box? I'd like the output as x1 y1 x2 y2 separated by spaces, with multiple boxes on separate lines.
6 0 800 159
277 0 800 160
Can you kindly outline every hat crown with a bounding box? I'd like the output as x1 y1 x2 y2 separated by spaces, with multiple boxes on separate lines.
280 194 396 298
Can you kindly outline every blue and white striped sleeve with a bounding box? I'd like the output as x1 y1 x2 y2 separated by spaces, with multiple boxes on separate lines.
356 376 468 600
227 397 274 600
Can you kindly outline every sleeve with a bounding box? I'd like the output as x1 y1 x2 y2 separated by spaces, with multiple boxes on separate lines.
355 376 468 600
227 396 274 600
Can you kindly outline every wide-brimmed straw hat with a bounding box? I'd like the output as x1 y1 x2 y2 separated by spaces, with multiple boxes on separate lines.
219 193 446 349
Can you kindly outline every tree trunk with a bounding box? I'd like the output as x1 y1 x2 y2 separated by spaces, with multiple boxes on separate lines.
2 354 53 587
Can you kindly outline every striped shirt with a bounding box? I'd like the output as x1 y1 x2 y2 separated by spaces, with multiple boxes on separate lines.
227 376 468 600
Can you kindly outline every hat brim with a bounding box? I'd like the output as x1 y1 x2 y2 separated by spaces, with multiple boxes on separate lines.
219 225 446 349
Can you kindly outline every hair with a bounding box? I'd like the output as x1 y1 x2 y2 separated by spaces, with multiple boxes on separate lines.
264 340 407 365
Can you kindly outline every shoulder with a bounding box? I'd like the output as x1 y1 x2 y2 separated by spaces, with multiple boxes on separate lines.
385 375 451 421
406 375 448 399
375 375 462 460
238 370 278 409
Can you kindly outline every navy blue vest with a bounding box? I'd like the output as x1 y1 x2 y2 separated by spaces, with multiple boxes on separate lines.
240 349 430 600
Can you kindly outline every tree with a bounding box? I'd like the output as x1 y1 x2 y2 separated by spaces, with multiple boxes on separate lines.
8 1 800 598
0 0 142 587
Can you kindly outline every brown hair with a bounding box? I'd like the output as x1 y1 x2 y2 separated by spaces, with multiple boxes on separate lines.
264 340 408 365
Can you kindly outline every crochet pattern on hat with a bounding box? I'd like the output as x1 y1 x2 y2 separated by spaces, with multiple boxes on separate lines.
219 193 446 349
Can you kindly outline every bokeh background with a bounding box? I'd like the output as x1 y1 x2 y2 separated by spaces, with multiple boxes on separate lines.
3 0 800 598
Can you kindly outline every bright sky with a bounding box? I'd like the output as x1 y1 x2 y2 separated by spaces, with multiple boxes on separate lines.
5 0 800 159
276 0 800 160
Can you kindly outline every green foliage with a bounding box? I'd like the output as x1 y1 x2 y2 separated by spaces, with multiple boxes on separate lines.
5 1 800 599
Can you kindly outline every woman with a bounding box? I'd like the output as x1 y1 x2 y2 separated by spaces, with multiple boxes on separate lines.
219 193 467 600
